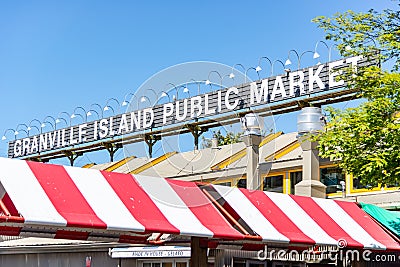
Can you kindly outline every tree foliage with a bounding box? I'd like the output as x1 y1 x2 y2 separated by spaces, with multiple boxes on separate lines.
202 130 242 148
312 2 400 187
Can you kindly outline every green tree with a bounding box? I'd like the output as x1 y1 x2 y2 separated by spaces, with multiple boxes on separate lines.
201 130 242 148
312 2 400 187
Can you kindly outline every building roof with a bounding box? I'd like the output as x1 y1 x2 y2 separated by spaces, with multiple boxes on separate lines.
139 142 245 178
113 157 152 174
89 161 115 170
87 132 305 180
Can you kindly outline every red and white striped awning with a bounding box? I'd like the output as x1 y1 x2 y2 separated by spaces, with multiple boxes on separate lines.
0 158 244 242
210 185 400 250
0 157 398 251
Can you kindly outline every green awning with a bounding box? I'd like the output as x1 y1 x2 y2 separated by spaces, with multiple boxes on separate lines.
360 202 400 238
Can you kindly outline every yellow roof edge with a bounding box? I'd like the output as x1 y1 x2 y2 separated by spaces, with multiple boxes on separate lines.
264 140 300 161
259 131 283 147
210 149 247 171
104 155 136 172
129 151 177 174
210 132 283 171
82 163 96 168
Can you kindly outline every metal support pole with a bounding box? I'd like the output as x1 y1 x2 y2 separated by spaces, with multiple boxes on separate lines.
190 237 207 267
102 142 123 162
340 181 346 198
186 124 207 150
295 136 326 198
63 151 83 166
243 134 262 190
240 113 262 190
295 107 327 197
144 134 161 158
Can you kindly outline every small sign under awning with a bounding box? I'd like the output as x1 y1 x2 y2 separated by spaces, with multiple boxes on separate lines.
109 246 191 258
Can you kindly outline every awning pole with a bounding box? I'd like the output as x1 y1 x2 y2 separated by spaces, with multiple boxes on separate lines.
190 237 207 267
202 188 250 236
0 199 11 216
148 233 165 245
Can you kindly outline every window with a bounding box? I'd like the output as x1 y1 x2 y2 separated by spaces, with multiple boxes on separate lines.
352 176 371 190
246 260 267 267
352 175 383 191
141 261 188 267
272 263 304 267
320 167 345 194
385 182 399 188
233 258 245 267
215 181 232 187
290 171 302 194
237 178 247 188
263 175 283 193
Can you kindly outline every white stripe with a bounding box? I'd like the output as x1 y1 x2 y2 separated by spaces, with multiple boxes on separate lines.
0 158 66 226
266 192 338 246
213 185 290 243
134 174 213 237
313 198 386 249
0 182 6 199
65 166 145 232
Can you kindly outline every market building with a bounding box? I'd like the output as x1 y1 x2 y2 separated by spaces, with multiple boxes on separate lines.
85 128 400 209
1 52 399 267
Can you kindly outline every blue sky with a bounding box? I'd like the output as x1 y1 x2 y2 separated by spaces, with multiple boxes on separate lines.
0 1 396 165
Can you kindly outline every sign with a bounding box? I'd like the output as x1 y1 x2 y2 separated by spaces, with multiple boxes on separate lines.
109 246 191 258
8 55 374 158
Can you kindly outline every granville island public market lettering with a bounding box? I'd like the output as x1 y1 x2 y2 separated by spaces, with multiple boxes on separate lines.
11 56 363 158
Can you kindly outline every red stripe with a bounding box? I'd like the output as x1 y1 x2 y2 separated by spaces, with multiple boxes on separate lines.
221 202 241 221
206 240 219 249
242 243 265 251
335 200 400 250
290 195 363 249
119 234 150 244
2 193 19 216
55 230 89 240
0 226 21 236
240 189 315 245
27 161 106 229
168 180 245 240
101 171 180 234
0 215 24 223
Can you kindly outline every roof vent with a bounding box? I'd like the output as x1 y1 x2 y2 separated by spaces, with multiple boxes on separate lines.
297 107 325 136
